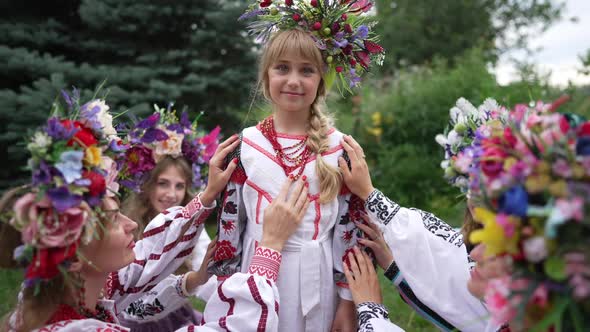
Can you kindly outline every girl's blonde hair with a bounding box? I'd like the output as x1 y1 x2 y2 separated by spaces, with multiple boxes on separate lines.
122 156 193 238
259 29 341 203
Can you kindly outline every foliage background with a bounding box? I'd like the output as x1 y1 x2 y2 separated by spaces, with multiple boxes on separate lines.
1 0 589 331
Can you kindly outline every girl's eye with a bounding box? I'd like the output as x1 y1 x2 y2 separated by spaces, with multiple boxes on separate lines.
276 64 289 72
176 184 185 191
158 181 168 187
302 67 315 75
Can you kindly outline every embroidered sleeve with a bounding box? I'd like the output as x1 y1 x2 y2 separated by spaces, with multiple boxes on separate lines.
247 246 282 282
179 272 280 331
333 192 371 300
207 179 247 277
365 189 463 247
106 194 215 313
356 302 393 332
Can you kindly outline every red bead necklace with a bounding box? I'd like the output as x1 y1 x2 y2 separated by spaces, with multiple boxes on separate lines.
260 116 312 180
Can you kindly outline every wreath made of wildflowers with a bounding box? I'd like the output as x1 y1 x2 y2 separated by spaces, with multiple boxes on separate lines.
240 0 385 93
435 97 508 195
119 103 220 194
467 97 590 330
9 87 127 291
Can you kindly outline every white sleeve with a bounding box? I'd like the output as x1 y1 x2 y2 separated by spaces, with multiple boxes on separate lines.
187 229 212 271
106 193 215 312
357 302 405 332
365 190 490 332
175 246 282 332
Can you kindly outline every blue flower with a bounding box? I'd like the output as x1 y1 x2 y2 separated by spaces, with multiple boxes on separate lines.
355 25 369 39
576 137 590 156
32 160 53 186
55 151 84 184
498 185 528 217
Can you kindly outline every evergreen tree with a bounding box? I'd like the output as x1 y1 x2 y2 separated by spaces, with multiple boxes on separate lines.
0 0 257 189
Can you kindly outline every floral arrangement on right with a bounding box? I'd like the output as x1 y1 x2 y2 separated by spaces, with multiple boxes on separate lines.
468 99 590 330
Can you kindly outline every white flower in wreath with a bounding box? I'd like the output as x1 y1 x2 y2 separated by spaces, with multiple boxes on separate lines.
27 132 52 154
153 129 184 161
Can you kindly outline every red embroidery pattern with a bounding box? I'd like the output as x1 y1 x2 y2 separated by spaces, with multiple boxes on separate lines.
246 180 273 224
217 279 236 331
182 195 203 219
214 240 237 262
142 220 172 238
221 219 236 234
133 230 198 267
248 247 282 282
104 272 120 299
247 275 269 332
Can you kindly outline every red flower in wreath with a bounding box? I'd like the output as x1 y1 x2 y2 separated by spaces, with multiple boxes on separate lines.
214 240 237 262
25 243 78 280
61 120 98 147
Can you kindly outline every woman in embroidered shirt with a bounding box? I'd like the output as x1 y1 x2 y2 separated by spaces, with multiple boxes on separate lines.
207 28 371 331
120 156 214 331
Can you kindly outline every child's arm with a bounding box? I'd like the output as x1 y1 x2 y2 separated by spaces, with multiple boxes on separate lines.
207 138 248 278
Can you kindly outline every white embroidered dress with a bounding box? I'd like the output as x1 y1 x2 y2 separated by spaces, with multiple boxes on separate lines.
209 125 365 332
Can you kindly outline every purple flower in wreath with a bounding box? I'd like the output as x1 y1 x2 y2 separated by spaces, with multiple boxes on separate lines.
46 117 78 140
125 145 156 175
182 139 201 164
32 160 53 186
47 186 83 212
136 113 160 130
141 127 169 144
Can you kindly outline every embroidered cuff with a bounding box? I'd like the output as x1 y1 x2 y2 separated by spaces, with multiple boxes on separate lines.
177 274 190 298
384 260 403 285
182 193 216 222
248 246 282 282
357 302 390 326
365 189 400 225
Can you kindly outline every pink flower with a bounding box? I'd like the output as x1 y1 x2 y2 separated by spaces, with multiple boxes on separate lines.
154 129 184 161
480 143 507 178
485 277 517 325
200 126 221 162
496 213 515 238
530 284 549 308
125 145 156 174
13 193 88 248
522 236 548 263
552 159 572 178
101 156 119 197
556 197 584 221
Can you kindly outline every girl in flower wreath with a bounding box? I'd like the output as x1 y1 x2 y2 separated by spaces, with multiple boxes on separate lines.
118 106 221 331
0 89 305 332
208 1 385 331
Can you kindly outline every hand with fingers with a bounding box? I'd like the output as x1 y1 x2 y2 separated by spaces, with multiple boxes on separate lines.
260 177 310 252
343 246 383 305
187 237 218 291
201 134 241 206
338 135 375 201
356 215 394 270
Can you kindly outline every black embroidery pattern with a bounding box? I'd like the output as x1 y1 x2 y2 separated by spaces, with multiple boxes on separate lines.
365 190 400 225
384 261 400 282
409 208 464 247
357 302 390 332
125 298 165 319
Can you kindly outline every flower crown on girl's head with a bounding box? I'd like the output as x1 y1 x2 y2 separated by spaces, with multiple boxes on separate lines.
435 97 508 194
240 0 385 93
119 103 221 193
10 87 126 290
467 98 590 330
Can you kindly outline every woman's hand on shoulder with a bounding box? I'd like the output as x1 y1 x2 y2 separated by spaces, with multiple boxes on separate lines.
338 135 374 201
201 135 240 205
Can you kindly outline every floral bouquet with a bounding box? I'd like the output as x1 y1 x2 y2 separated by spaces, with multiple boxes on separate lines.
468 99 590 330
239 0 384 93
119 103 220 193
435 97 508 193
10 88 126 290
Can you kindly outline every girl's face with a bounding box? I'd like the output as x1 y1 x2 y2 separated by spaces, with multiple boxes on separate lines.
149 164 187 212
467 244 510 299
80 197 138 274
267 53 322 114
